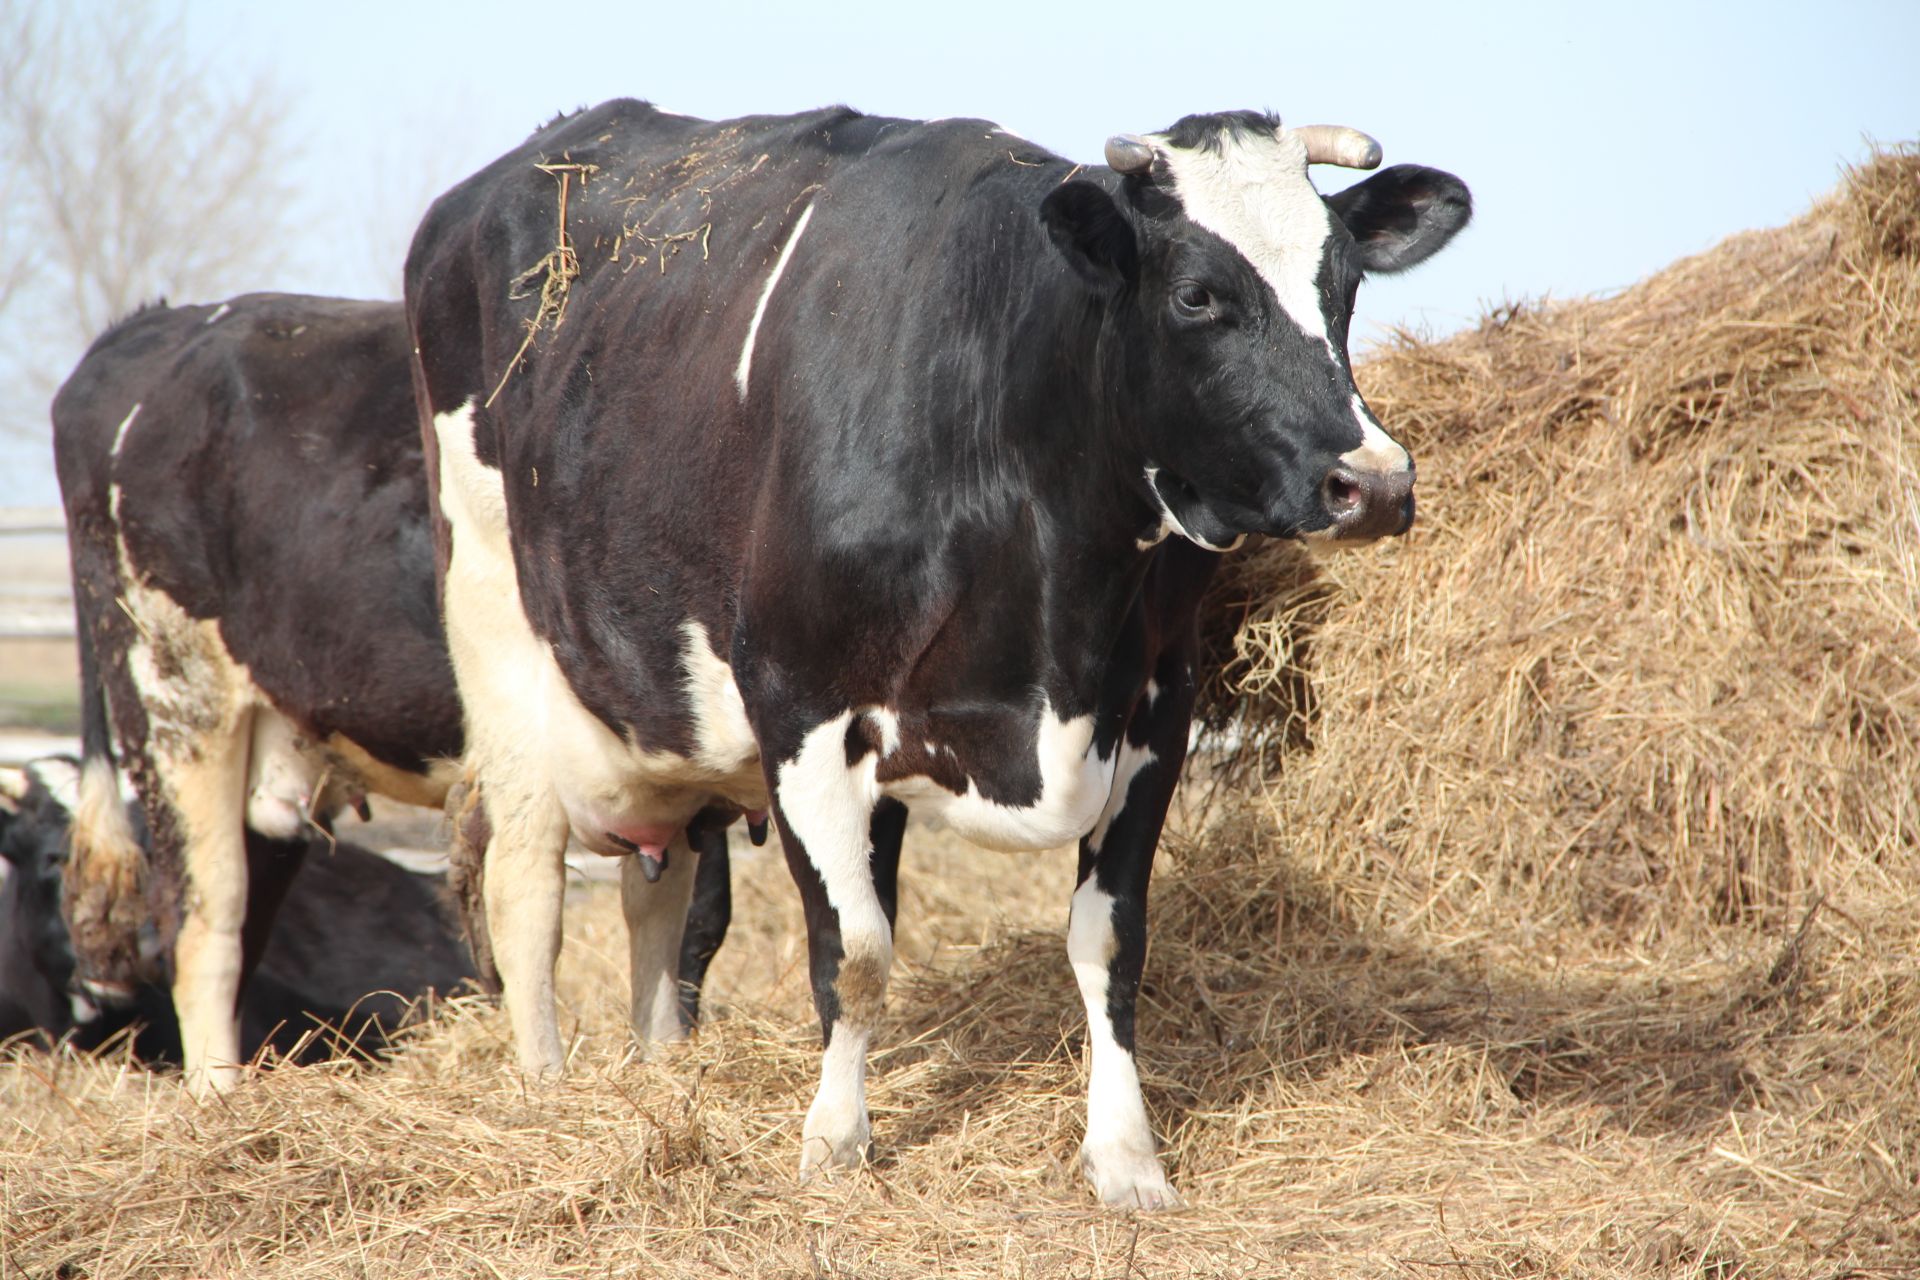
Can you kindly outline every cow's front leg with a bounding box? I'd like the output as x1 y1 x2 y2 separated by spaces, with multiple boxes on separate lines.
772 720 905 1174
1069 656 1196 1210
621 828 700 1046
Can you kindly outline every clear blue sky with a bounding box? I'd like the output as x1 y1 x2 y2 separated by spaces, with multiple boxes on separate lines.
3 0 1915 503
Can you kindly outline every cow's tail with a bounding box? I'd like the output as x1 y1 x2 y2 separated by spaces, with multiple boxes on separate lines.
62 602 146 994
444 771 500 994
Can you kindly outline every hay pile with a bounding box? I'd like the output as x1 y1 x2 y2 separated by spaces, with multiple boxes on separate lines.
4 150 1918 1278
1211 145 1920 943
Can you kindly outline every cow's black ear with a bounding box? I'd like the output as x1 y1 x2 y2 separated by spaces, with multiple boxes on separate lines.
1041 181 1138 291
1326 164 1471 275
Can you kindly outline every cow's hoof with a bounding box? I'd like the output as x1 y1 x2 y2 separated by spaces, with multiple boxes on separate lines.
185 1061 244 1100
1080 1142 1181 1210
798 1114 871 1177
519 1057 566 1087
628 1021 688 1060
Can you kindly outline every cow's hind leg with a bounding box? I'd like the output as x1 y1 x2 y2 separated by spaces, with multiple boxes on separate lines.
165 706 255 1097
480 774 571 1080
621 828 699 1047
675 815 732 1029
1068 657 1196 1209
240 829 308 994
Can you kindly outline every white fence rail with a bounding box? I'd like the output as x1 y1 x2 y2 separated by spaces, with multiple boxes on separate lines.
0 506 73 638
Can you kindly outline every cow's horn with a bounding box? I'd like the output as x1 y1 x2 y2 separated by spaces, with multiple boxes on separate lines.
1292 125 1383 170
1105 134 1156 175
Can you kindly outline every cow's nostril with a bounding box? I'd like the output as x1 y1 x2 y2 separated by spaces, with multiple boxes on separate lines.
1323 471 1362 514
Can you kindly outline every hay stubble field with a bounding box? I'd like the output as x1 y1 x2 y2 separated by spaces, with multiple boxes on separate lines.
2 152 1916 1278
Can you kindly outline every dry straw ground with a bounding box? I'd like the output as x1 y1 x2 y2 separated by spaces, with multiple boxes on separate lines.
5 150 1918 1278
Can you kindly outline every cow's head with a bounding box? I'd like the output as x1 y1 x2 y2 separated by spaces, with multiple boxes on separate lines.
1041 111 1470 550
0 763 90 1036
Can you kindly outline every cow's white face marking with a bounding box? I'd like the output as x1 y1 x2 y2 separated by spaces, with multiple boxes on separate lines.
1340 392 1412 475
1155 128 1338 354
109 403 141 458
735 200 818 401
877 701 1116 851
204 303 231 325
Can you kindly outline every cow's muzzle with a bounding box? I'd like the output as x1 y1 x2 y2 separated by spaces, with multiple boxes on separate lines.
1321 465 1415 540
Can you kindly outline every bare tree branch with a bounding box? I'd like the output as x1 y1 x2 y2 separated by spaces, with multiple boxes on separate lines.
0 1 298 455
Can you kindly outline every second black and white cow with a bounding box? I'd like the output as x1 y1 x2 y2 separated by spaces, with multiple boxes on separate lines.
406 102 1469 1206
50 295 467 1093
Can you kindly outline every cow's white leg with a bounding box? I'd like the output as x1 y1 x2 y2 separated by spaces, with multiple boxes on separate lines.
169 705 255 1098
620 829 698 1047
1065 661 1195 1210
772 713 895 1174
1068 875 1176 1208
482 779 571 1079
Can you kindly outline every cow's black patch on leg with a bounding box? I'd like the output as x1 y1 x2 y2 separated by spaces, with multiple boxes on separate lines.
778 807 845 1045
676 815 732 1029
870 797 906 932
239 830 308 1015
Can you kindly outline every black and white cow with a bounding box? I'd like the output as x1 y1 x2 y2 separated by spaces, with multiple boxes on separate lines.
49 295 469 1094
0 758 476 1062
405 102 1469 1206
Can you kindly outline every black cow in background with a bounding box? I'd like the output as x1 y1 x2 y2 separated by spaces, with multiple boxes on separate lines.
1 758 475 1063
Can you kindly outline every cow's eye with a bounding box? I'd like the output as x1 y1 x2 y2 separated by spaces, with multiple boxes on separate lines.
1171 281 1213 319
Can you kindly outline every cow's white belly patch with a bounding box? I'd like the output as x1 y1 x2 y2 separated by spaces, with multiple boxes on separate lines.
432 401 764 851
781 702 1115 855
886 705 1114 851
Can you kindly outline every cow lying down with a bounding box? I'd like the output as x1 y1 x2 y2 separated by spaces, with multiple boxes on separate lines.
0 758 476 1065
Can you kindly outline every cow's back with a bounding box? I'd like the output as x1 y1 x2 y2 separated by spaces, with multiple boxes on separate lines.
51 295 461 773
407 102 1076 743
